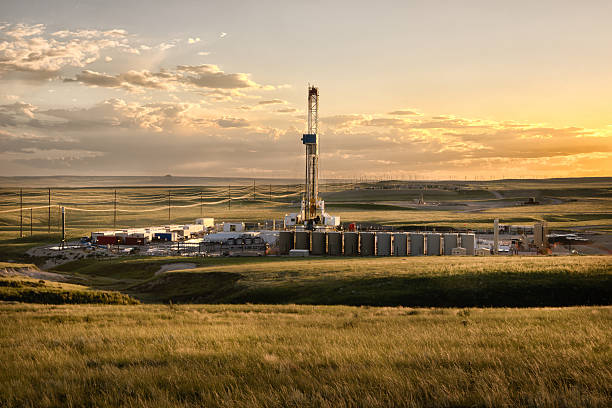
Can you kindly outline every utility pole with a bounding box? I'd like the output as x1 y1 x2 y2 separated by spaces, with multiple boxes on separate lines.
30 207 33 236
19 189 23 238
48 188 51 234
269 184 272 202
228 185 231 210
61 206 65 249
113 189 117 230
168 190 171 223
253 179 256 201
200 190 203 217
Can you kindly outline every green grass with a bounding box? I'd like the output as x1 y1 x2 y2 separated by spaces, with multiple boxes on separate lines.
0 275 138 305
49 256 612 307
0 303 610 407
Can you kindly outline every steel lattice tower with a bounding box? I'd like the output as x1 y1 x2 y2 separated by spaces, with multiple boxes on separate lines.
302 85 319 221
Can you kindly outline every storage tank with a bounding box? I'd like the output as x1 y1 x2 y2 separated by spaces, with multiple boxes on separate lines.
443 233 458 255
278 231 294 255
327 232 342 256
295 231 310 251
460 233 476 255
344 232 359 256
311 232 326 255
392 233 407 256
409 233 424 256
426 233 441 256
360 232 375 256
376 232 391 256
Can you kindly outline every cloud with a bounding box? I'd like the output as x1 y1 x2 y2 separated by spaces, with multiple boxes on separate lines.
219 32 227 38
0 23 134 80
321 114 366 127
258 99 285 105
64 64 261 92
388 110 419 115
64 69 176 91
4 23 45 38
197 51 210 56
176 64 258 89
104 56 113 62
276 108 297 113
188 37 201 44
215 117 249 128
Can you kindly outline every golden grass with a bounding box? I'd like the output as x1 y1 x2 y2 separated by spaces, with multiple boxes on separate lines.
0 303 610 407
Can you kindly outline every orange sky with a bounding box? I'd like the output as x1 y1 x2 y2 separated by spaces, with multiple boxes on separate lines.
0 1 610 179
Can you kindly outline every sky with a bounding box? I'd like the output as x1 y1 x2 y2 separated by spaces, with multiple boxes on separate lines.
0 0 611 179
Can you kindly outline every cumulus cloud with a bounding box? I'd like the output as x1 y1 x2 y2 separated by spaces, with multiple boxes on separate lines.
258 99 285 105
0 23 135 80
321 114 365 127
188 37 201 44
64 64 262 92
176 64 258 89
64 69 176 91
215 117 249 128
388 109 419 115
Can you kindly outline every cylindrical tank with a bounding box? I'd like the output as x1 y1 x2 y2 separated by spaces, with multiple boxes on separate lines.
376 232 391 256
409 233 424 256
278 231 294 255
460 233 476 255
360 232 375 256
393 233 407 256
327 232 343 256
311 232 326 255
443 233 458 255
426 233 441 256
295 231 310 251
344 232 359 256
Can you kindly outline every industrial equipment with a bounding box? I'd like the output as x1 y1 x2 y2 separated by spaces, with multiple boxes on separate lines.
299 85 340 229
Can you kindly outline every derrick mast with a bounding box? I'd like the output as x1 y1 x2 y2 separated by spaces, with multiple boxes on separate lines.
302 85 319 222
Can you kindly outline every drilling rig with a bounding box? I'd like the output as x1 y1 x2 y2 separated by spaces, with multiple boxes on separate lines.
297 85 339 229
301 86 319 223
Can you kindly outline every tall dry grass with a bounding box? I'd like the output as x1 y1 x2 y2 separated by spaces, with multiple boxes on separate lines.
0 303 610 407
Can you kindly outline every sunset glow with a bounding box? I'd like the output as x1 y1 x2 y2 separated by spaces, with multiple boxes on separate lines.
1 1 610 179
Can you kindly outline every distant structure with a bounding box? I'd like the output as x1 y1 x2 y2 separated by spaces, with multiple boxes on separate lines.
285 85 339 229
493 218 499 255
301 85 320 223
534 221 549 251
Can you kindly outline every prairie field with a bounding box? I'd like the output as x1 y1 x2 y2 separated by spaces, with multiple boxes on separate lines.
0 178 611 248
0 177 611 407
0 303 610 408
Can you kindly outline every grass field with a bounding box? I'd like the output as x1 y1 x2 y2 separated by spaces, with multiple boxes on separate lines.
50 256 612 307
1 177 611 407
0 303 610 407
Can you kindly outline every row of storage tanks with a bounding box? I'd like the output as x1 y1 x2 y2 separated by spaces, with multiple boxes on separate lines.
279 231 476 256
